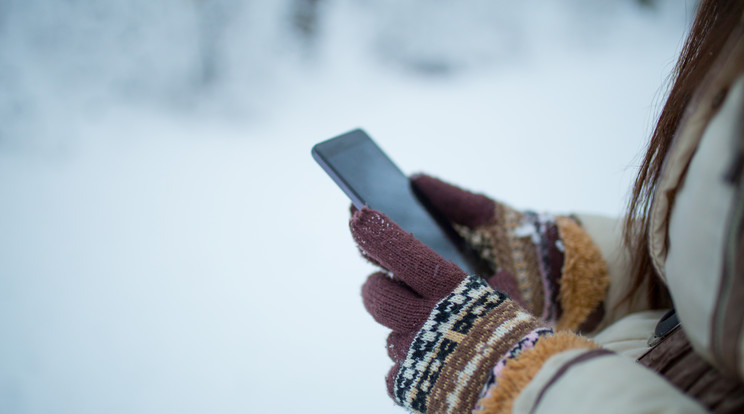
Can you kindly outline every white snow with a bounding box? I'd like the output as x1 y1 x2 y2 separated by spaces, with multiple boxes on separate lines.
0 0 696 413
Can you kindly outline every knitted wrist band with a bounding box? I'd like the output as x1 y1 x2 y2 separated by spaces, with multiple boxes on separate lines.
480 327 555 393
394 276 542 414
474 332 600 414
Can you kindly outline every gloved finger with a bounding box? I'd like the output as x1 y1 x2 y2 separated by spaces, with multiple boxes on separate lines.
411 173 495 228
349 203 361 217
486 270 527 309
351 208 466 298
387 331 416 363
362 272 433 333
350 204 386 269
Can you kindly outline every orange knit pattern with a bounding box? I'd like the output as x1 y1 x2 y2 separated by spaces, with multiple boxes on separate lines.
554 217 610 331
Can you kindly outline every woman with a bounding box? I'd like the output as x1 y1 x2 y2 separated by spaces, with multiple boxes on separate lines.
349 0 744 412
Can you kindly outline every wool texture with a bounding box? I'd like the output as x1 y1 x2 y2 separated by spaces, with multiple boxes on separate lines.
352 208 563 414
393 276 543 413
457 202 608 332
410 173 496 228
454 203 550 316
473 327 554 413
351 181 612 414
474 332 600 414
554 216 610 331
486 327 555 385
409 175 610 331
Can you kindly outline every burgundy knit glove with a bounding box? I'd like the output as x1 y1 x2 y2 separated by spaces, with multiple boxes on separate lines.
351 208 551 413
411 174 609 332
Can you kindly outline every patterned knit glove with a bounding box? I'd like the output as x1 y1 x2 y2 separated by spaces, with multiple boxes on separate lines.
411 174 609 332
351 208 553 413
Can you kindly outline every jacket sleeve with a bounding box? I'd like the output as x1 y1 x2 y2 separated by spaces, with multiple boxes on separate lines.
516 347 707 414
659 72 744 381
474 332 707 414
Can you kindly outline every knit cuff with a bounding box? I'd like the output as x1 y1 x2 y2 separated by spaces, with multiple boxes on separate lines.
554 216 609 331
475 327 554 405
474 332 600 414
393 277 542 414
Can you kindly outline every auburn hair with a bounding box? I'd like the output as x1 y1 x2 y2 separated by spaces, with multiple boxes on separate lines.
623 0 744 308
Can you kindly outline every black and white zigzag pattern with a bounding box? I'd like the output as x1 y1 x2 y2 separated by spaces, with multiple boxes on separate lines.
394 276 507 413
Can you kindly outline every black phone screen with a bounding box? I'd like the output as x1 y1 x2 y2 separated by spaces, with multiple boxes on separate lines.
312 129 489 276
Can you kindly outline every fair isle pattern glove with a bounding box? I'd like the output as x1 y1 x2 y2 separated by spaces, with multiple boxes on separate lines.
411 174 609 332
351 208 553 413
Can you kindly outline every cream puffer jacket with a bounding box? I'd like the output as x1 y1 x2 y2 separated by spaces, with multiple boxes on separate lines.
498 26 744 414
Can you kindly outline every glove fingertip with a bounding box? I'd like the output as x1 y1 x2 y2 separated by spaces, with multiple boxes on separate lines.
351 206 467 299
349 207 387 245
411 173 495 228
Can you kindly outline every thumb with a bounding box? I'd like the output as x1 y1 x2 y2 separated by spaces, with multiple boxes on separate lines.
411 174 495 229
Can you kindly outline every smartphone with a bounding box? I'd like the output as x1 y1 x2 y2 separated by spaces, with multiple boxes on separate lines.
311 128 490 277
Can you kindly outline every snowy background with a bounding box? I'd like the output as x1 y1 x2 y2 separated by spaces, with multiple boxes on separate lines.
0 0 696 413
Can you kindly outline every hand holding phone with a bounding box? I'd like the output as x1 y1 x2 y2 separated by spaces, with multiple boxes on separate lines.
312 129 490 276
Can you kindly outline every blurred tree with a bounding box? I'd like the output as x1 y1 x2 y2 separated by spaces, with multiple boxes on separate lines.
291 0 321 46
196 0 240 86
637 0 699 9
